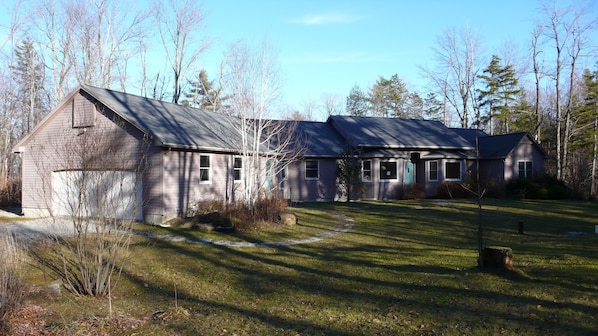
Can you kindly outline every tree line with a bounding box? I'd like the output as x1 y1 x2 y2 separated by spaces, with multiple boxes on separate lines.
0 0 597 198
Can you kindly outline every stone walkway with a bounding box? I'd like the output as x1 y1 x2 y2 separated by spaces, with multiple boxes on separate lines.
1 210 355 247
135 213 355 247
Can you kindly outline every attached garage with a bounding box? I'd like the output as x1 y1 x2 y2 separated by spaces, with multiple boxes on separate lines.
52 170 142 221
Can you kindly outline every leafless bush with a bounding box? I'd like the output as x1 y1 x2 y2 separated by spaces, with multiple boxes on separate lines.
0 177 21 207
0 230 25 323
29 111 148 297
225 196 288 232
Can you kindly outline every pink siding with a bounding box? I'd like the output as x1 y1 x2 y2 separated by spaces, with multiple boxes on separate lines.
504 138 545 180
161 151 247 219
20 91 148 218
284 159 338 201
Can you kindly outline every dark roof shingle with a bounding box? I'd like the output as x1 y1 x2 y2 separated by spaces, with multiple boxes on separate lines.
329 116 473 150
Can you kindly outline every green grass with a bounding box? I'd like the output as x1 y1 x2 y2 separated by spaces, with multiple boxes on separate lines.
15 199 598 335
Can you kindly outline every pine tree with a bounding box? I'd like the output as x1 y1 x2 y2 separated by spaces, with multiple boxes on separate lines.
422 92 444 122
10 39 46 134
477 55 521 134
182 69 227 111
369 74 409 118
345 85 368 116
572 68 598 197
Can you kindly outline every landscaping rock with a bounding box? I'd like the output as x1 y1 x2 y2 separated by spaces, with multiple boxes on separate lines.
194 223 214 232
278 212 297 226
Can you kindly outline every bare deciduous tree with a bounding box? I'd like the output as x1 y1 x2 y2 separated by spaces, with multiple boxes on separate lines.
221 40 301 208
30 108 148 297
152 0 210 104
424 26 484 127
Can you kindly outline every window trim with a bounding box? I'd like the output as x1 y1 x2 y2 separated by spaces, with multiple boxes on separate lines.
379 160 398 181
199 154 211 184
362 159 372 182
518 160 533 179
233 156 243 182
444 160 462 181
428 160 439 182
305 159 319 180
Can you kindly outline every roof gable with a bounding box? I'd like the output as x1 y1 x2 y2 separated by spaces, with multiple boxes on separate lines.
478 132 547 159
329 115 473 150
81 85 244 152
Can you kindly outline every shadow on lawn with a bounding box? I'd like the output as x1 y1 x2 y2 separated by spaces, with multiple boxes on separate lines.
122 234 597 335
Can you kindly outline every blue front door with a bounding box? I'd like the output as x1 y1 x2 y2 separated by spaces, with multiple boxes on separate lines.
404 161 415 185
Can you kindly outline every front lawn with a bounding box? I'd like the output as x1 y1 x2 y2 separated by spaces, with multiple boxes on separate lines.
10 199 598 335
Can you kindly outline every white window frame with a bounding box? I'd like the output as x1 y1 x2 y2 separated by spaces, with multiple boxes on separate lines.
362 159 372 182
281 164 288 181
379 160 398 181
518 160 533 179
444 160 462 181
428 160 439 182
305 159 319 180
199 154 211 184
233 156 243 182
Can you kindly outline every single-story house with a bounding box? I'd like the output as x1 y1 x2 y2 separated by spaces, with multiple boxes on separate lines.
13 86 548 223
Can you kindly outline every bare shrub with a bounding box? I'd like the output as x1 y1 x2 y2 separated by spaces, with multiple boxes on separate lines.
28 110 148 297
0 177 21 207
223 196 288 232
403 185 426 200
0 230 25 324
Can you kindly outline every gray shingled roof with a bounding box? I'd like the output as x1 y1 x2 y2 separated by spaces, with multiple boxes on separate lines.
82 85 244 152
478 132 530 158
450 128 489 146
293 121 347 157
329 115 473 150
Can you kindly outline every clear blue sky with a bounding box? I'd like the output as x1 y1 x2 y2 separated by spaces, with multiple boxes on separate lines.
1 0 596 120
198 0 595 119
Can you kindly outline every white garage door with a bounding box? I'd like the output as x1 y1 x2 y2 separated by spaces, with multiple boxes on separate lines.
52 170 142 221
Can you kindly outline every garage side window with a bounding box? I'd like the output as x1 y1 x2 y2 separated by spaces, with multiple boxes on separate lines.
200 155 211 183
233 157 243 182
305 159 319 180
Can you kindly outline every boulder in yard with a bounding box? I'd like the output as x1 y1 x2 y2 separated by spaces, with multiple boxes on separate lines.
278 212 297 226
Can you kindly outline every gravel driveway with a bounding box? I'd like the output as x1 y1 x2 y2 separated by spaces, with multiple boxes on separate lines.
1 208 355 247
0 209 77 238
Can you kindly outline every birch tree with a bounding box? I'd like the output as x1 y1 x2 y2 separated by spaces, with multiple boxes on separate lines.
222 41 300 209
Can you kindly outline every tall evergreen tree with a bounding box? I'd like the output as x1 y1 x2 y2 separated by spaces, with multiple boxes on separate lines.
572 68 598 197
345 85 368 116
369 74 409 118
477 55 521 134
11 39 46 134
182 69 227 111
422 92 444 122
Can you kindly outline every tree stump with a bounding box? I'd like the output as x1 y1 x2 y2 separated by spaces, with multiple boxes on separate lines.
481 247 513 269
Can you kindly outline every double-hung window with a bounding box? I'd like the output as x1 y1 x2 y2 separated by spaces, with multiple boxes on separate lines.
305 159 319 180
199 155 211 183
362 160 372 182
518 161 533 179
233 157 243 182
428 160 439 181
